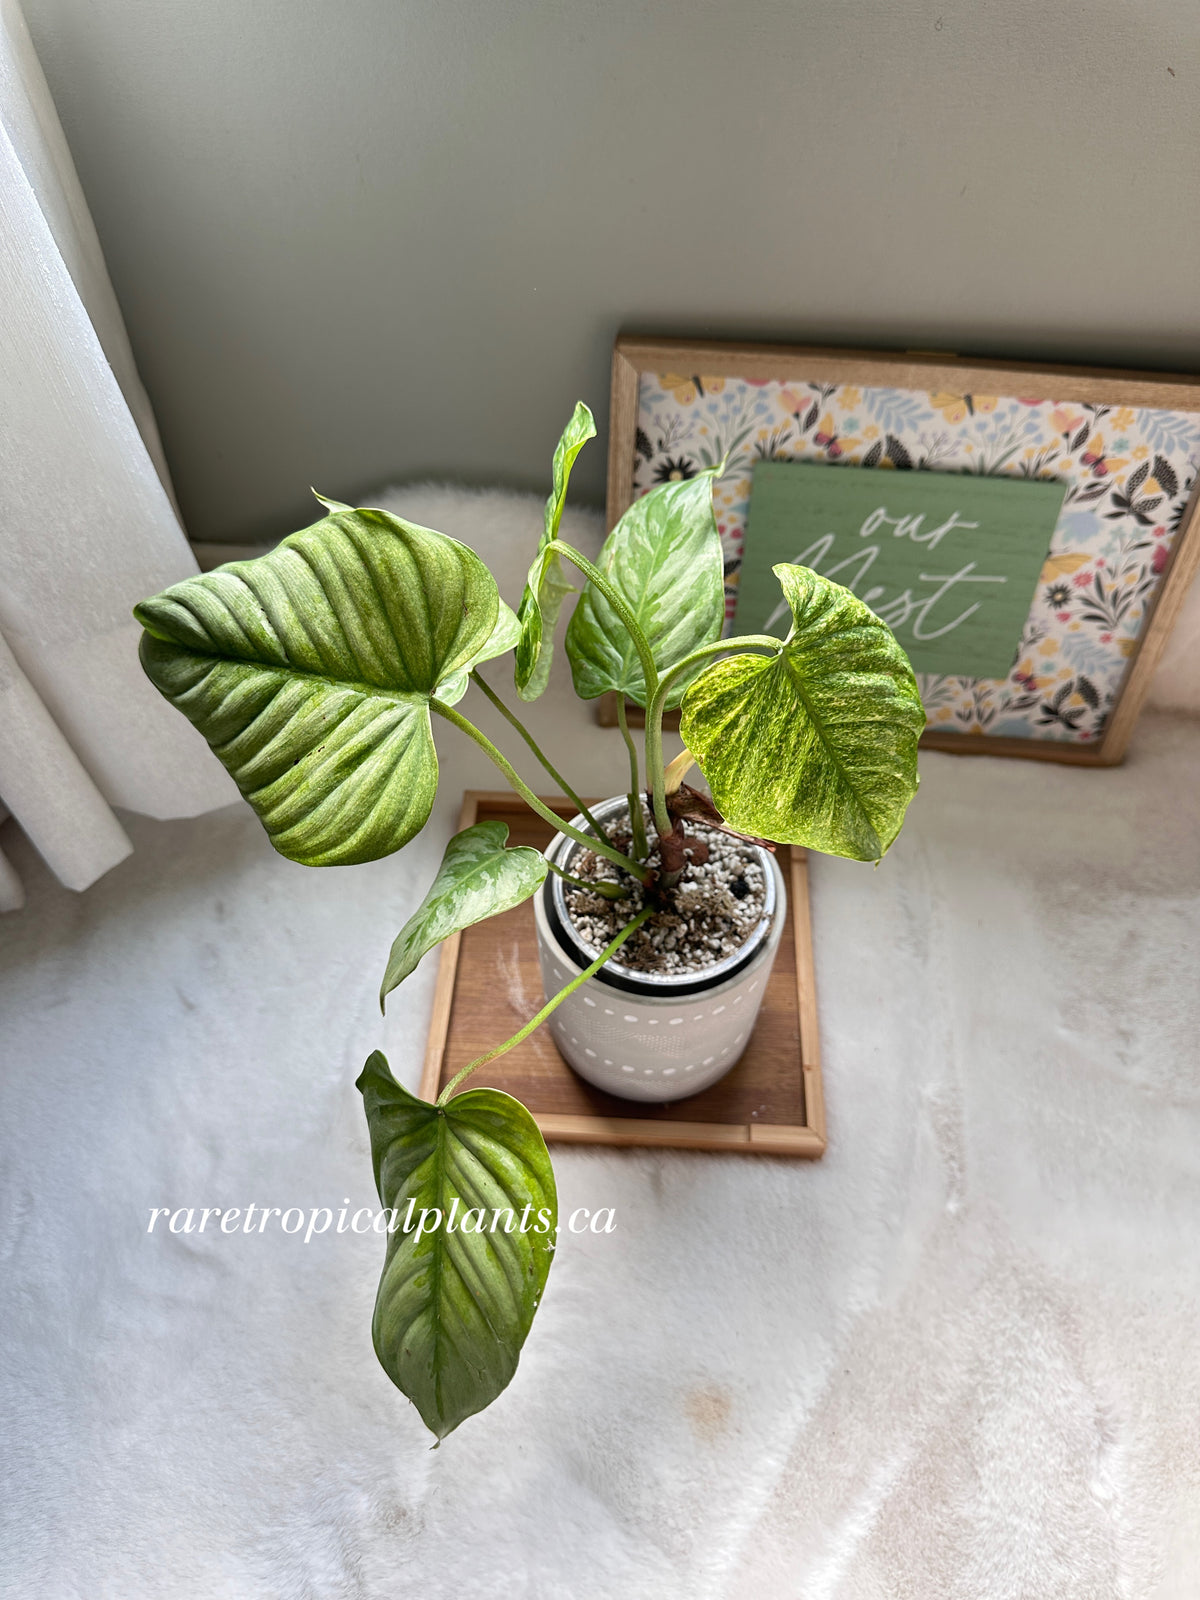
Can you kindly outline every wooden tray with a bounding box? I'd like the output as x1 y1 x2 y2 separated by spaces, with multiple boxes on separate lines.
419 792 825 1157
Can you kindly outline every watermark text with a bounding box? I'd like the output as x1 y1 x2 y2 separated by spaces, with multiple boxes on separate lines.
146 1198 617 1242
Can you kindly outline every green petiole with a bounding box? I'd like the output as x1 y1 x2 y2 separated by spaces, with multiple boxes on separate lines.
643 634 783 839
436 905 654 1104
468 668 607 838
430 698 643 878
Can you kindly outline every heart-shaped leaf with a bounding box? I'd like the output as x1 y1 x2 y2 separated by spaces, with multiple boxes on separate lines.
357 1053 557 1440
381 821 547 1007
564 471 724 708
680 563 925 860
136 506 499 866
514 402 596 701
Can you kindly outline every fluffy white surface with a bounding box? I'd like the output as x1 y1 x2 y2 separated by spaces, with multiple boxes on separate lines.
2 486 1200 1598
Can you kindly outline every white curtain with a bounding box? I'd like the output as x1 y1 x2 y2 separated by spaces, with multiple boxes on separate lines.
0 0 234 911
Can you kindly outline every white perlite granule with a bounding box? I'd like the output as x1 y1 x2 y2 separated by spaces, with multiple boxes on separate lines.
561 805 768 976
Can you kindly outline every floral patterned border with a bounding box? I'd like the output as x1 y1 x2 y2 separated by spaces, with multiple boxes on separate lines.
632 373 1200 743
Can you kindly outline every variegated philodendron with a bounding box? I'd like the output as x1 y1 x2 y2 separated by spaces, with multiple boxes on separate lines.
135 403 924 1438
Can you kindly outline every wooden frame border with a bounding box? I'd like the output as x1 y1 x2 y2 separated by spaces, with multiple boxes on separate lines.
419 791 826 1157
605 335 1200 766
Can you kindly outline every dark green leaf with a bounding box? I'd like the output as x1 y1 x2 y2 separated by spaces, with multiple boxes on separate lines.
357 1053 557 1440
514 402 596 701
381 821 547 1007
135 505 499 865
564 471 724 708
680 563 924 860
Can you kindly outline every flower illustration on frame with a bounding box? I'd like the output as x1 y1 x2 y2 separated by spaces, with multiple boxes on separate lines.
629 359 1200 749
653 455 697 483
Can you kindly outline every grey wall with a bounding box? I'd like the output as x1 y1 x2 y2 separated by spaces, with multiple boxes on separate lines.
22 0 1200 545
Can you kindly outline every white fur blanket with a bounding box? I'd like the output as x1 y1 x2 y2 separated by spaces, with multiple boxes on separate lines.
2 487 1199 1598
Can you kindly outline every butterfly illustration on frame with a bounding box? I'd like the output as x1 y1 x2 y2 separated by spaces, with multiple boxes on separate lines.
928 392 999 425
811 412 859 459
660 374 726 405
1080 435 1128 479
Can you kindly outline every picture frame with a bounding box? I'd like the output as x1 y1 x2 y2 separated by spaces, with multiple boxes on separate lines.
601 335 1200 765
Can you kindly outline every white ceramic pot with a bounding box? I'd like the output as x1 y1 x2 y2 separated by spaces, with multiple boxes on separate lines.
533 799 787 1103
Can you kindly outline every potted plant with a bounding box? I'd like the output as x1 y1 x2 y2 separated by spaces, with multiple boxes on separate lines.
134 402 923 1441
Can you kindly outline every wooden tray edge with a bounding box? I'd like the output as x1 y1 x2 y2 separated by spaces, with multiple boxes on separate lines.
420 792 826 1158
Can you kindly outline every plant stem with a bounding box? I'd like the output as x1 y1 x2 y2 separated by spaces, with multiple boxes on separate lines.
616 696 650 861
644 635 784 839
544 856 628 900
436 905 655 1104
430 698 643 877
468 668 606 837
547 540 660 706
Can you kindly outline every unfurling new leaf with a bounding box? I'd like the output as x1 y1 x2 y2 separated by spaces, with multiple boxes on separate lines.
680 563 925 860
357 1053 557 1440
380 821 548 1009
514 401 596 701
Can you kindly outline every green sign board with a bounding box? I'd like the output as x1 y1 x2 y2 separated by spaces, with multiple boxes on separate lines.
734 462 1067 679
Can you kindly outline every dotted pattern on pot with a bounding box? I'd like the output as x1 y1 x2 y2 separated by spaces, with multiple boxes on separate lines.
533 853 787 1105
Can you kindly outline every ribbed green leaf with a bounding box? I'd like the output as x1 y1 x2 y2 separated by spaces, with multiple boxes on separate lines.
564 471 724 708
135 506 499 866
434 598 520 706
680 563 925 860
381 821 547 1008
514 402 596 701
357 1053 557 1440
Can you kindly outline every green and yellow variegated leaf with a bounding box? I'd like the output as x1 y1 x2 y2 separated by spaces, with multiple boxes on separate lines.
135 506 499 866
380 821 547 1007
514 402 596 701
564 471 724 708
680 563 925 860
357 1053 557 1440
